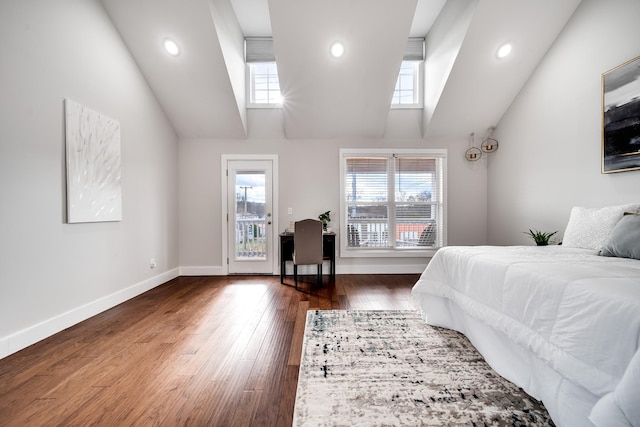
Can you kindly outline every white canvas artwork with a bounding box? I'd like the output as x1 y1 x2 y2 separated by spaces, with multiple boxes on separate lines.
65 99 122 223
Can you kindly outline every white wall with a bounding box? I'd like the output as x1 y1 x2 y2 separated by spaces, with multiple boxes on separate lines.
488 0 640 245
179 108 488 274
0 0 179 358
423 0 477 134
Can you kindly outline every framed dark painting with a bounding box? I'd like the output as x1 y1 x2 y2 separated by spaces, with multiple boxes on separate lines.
602 55 640 173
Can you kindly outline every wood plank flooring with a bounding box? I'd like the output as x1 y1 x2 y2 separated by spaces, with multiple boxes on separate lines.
0 274 419 426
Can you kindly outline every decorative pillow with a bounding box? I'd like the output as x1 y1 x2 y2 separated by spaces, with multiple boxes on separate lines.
599 213 640 260
562 204 640 251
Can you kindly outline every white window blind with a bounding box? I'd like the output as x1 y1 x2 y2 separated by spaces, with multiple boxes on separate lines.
345 157 390 248
404 37 425 61
340 149 446 257
394 157 441 247
245 37 275 63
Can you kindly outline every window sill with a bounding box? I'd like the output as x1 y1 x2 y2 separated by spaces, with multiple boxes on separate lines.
247 103 283 109
340 247 438 258
390 104 423 110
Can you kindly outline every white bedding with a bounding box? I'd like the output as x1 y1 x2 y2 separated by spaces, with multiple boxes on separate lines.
411 245 640 427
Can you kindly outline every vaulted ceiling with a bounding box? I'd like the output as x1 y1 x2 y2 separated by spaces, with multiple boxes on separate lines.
100 0 582 140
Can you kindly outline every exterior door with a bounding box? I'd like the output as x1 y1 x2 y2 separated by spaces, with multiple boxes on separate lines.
226 159 274 274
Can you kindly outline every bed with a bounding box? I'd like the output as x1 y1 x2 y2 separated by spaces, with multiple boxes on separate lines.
411 206 640 427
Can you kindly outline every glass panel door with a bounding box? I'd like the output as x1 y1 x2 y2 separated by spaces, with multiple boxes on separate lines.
227 160 273 274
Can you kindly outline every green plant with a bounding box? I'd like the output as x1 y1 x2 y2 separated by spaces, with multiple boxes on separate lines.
318 210 331 228
524 229 557 246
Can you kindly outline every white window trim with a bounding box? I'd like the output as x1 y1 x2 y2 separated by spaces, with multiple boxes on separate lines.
390 61 423 109
246 63 283 109
339 148 447 258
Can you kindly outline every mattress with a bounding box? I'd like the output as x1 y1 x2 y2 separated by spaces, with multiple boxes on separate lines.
411 245 640 427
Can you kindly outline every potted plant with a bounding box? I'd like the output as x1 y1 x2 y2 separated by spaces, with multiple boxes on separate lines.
318 210 331 231
524 229 557 246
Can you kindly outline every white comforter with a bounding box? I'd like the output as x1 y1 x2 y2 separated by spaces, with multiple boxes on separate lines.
411 246 640 426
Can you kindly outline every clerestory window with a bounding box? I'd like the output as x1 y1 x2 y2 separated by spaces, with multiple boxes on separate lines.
391 61 422 107
391 38 424 108
248 62 282 106
245 37 282 108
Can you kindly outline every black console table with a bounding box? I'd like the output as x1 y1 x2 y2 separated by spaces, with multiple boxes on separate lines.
279 232 336 284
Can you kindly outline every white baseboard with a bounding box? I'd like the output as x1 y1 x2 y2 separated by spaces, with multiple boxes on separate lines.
0 337 7 360
179 265 226 276
180 264 427 277
0 268 179 360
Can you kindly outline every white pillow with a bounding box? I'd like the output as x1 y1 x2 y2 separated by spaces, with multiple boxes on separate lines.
562 204 640 250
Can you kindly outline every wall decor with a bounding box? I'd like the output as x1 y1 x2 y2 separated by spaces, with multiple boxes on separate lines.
602 55 640 173
464 128 499 162
464 132 482 161
65 99 122 223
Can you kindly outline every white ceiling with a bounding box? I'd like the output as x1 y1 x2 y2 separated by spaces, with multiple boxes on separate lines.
100 0 582 140
229 0 445 37
271 0 419 138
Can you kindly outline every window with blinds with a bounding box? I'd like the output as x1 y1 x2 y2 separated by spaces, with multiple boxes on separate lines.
245 37 282 107
391 38 424 108
245 37 423 108
340 149 446 257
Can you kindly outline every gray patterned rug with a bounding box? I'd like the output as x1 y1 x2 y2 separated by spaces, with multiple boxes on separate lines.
293 310 553 426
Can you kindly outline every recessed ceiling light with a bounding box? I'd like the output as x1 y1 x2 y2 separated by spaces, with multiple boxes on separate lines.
496 43 512 59
163 38 180 56
330 41 345 58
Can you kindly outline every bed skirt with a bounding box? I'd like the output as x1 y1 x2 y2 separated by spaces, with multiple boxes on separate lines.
417 295 599 427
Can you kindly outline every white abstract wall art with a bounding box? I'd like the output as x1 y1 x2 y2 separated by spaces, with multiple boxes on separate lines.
65 99 122 223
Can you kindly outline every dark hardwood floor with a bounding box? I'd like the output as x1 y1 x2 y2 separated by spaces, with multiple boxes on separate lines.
0 274 419 426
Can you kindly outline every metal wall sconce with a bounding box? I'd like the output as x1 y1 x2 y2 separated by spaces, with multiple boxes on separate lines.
465 133 482 161
465 127 499 161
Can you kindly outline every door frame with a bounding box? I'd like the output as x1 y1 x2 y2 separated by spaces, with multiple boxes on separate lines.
221 154 279 275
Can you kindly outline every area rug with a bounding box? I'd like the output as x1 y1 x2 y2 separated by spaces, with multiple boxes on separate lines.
293 310 554 426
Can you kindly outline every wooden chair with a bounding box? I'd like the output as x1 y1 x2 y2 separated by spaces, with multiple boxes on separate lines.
293 219 323 290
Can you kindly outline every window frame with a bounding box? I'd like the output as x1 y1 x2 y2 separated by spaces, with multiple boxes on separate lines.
390 61 423 109
339 148 447 258
247 62 283 109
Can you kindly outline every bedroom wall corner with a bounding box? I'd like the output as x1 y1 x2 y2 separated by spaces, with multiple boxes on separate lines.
0 0 179 358
487 0 640 246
